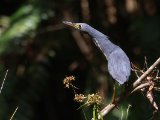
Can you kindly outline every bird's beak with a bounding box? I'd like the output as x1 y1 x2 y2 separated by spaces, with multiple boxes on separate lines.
63 21 73 26
63 21 81 30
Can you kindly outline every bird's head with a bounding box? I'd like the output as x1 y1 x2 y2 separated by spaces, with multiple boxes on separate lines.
63 21 89 32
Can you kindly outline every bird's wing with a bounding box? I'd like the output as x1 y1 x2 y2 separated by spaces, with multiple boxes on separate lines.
108 48 131 84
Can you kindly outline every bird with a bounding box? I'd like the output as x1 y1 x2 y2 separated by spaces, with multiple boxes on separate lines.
63 21 131 102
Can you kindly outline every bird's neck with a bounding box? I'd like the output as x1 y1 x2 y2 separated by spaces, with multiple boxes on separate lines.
87 26 105 38
86 26 117 59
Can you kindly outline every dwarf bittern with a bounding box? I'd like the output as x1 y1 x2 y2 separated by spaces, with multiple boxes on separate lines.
63 21 131 103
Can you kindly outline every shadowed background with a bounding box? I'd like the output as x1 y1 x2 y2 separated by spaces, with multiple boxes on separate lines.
0 0 160 120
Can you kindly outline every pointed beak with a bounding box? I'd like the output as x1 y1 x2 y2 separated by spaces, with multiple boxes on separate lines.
63 21 81 30
63 21 74 27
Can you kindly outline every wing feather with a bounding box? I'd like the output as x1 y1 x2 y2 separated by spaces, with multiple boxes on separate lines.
108 48 131 84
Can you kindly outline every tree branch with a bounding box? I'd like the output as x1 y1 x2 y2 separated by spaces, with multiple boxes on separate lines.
133 57 160 87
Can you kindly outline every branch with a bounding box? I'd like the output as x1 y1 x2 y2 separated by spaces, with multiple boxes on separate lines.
99 57 160 118
130 82 151 94
133 57 160 87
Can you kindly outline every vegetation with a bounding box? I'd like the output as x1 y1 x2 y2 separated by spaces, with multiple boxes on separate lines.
0 0 160 120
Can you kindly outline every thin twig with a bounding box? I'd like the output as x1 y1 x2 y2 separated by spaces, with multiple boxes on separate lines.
130 82 151 94
9 106 19 120
0 69 8 94
131 63 144 78
144 56 148 69
146 89 158 111
131 63 144 74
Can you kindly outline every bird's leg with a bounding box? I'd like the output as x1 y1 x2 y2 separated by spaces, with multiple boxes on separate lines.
111 81 116 104
120 84 127 98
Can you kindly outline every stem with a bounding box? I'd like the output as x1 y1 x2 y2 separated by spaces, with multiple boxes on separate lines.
93 105 96 120
9 106 19 120
0 70 8 94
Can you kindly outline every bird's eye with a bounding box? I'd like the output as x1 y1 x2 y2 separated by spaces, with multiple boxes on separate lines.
78 25 81 29
75 24 81 29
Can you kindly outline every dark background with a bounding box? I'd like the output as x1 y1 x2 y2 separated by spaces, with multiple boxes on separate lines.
0 0 160 120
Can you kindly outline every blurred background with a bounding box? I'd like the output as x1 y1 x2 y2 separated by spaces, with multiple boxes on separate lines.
0 0 160 120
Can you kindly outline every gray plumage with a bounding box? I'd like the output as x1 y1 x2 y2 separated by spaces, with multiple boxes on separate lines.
63 21 131 84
